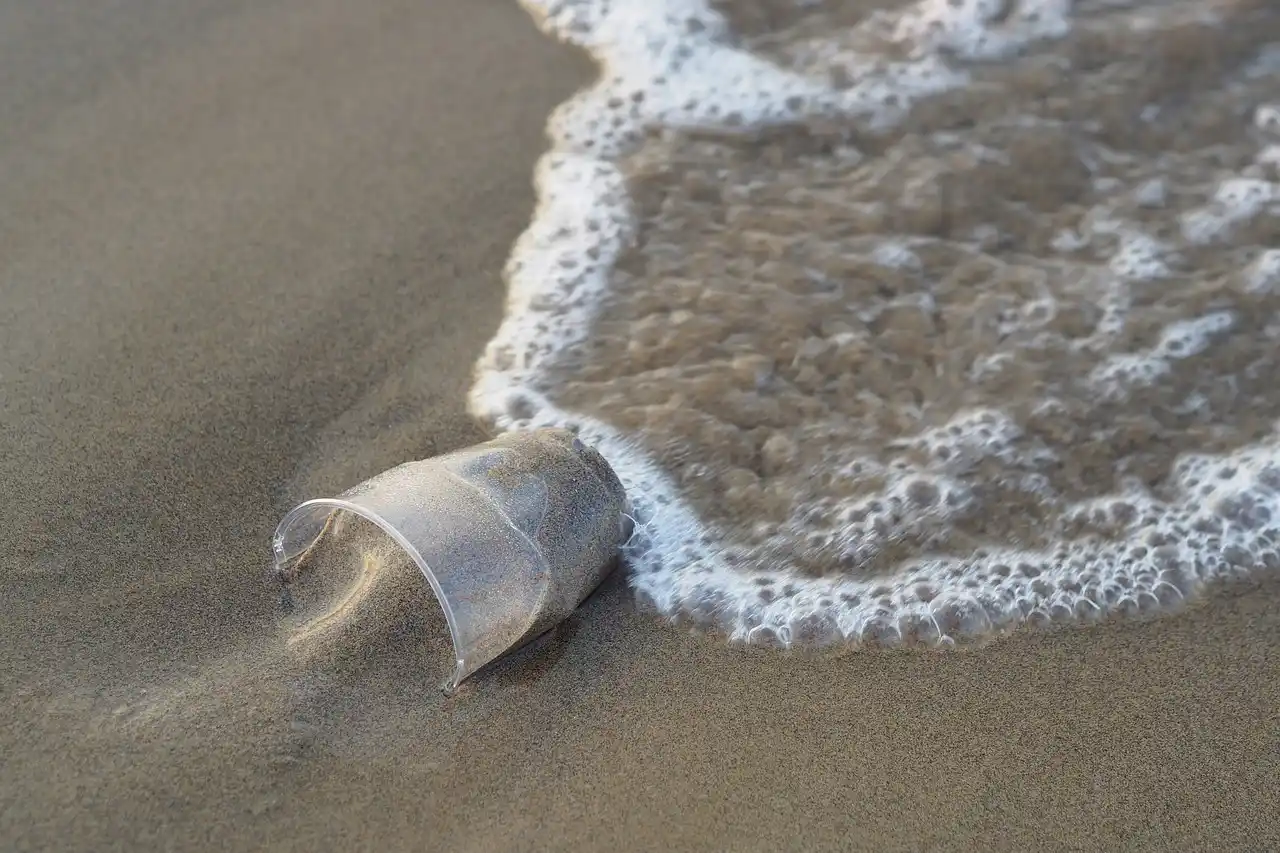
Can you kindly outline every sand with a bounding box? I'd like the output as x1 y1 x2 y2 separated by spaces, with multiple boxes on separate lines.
1 1 1278 851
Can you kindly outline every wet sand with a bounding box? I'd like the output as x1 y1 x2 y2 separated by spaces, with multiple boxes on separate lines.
1 1 1278 851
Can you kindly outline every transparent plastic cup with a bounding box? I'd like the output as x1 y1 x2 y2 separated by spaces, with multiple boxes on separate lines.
272 428 629 690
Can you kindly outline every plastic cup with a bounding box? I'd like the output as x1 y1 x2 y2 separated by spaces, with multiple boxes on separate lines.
272 428 629 690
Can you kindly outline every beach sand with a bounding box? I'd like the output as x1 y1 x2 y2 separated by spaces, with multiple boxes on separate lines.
2 1 1278 850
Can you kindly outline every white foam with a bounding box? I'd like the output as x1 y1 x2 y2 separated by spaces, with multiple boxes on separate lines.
1132 178 1168 209
1051 228 1089 253
1090 312 1236 400
1257 144 1280 176
1255 104 1280 135
1109 231 1175 280
1180 177 1279 245
1073 274 1132 351
476 0 1040 424
1155 311 1237 359
476 0 1277 650
891 0 1072 61
869 242 923 271
469 153 632 429
1244 249 1280 295
663 421 1280 649
528 0 833 160
905 408 1026 470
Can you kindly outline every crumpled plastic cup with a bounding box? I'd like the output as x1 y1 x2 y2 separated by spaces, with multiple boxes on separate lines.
272 428 629 690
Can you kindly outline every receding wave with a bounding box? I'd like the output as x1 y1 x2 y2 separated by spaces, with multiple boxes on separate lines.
469 0 1280 648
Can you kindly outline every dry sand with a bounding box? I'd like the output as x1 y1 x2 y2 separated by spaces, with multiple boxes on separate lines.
2 1 1278 851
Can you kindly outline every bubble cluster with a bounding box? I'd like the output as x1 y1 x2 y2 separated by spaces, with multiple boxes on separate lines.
1109 232 1175 280
469 153 632 428
1180 178 1279 245
1090 312 1237 401
891 0 1072 61
478 0 1280 650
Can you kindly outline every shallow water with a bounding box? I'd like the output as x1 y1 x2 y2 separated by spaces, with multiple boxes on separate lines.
472 0 1280 648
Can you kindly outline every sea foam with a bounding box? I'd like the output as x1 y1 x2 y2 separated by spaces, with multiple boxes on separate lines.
470 0 1280 647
